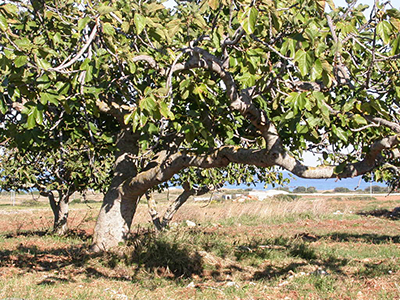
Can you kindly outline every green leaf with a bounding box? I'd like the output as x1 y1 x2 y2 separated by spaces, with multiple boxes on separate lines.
0 14 8 31
14 38 32 50
139 97 157 113
78 17 91 32
14 56 28 68
36 58 52 70
334 162 346 175
376 21 392 44
386 8 400 19
134 13 146 35
102 22 115 35
352 114 367 125
208 0 219 10
239 7 258 34
332 126 348 143
40 92 59 105
159 101 174 120
121 21 130 33
310 59 323 81
294 49 313 77
285 92 306 114
97 5 116 15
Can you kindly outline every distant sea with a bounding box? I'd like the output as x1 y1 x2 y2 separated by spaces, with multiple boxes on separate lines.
225 173 387 192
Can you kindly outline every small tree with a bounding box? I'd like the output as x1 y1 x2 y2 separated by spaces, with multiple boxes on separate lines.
293 186 307 193
0 145 112 235
334 187 351 193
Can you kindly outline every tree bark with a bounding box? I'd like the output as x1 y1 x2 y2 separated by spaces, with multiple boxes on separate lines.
92 128 139 251
42 190 70 235
161 188 195 229
147 183 216 230
146 192 163 231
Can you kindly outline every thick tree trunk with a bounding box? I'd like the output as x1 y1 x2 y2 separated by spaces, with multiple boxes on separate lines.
92 128 139 251
92 181 140 251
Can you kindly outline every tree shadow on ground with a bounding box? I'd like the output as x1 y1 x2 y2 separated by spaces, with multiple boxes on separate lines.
249 231 400 281
2 229 399 284
357 207 400 221
318 232 400 244
0 229 204 282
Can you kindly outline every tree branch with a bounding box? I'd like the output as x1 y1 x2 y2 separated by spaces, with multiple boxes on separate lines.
49 20 99 72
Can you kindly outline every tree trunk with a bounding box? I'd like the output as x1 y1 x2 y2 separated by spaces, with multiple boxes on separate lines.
92 181 140 251
161 189 194 229
146 192 163 231
43 191 70 235
92 128 139 251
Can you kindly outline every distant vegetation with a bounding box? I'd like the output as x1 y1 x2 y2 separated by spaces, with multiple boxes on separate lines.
292 186 317 193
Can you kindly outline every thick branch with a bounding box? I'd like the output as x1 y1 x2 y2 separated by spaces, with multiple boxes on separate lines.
275 135 400 179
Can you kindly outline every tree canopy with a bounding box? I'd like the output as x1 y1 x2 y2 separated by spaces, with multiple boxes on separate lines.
1 0 400 249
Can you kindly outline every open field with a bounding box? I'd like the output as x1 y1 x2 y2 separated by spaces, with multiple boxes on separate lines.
1 193 400 299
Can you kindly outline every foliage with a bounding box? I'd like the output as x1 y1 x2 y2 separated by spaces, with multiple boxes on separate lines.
293 186 317 193
333 187 352 193
0 145 113 196
0 0 399 188
272 193 299 201
363 185 389 193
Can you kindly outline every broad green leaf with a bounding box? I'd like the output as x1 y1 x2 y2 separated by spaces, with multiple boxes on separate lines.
134 13 146 35
376 21 392 44
36 58 52 70
40 92 59 105
121 21 130 33
239 7 258 34
139 97 157 113
294 49 313 77
102 22 115 35
352 114 367 125
332 126 348 142
0 14 8 31
386 8 400 19
14 56 28 68
285 92 307 114
14 38 32 50
208 0 219 10
310 59 323 81
97 5 116 15
78 17 91 32
146 3 165 13
334 162 346 175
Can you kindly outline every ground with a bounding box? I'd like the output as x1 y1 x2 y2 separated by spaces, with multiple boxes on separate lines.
0 191 400 299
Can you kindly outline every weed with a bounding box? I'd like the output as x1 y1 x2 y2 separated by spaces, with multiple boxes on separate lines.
272 194 299 202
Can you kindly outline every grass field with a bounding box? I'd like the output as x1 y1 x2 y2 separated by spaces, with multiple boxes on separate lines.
0 192 400 299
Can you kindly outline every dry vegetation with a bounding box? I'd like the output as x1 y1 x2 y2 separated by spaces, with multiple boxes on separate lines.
1 191 400 299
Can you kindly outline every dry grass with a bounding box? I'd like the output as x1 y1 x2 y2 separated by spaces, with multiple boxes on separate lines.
0 194 400 299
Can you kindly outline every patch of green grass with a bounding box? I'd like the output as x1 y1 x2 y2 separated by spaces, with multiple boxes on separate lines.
287 273 338 298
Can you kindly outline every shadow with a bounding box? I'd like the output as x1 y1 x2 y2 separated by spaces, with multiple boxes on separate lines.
126 237 204 279
357 207 400 220
4 229 92 241
244 231 398 281
4 230 49 238
2 228 399 285
320 232 400 244
38 276 71 285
